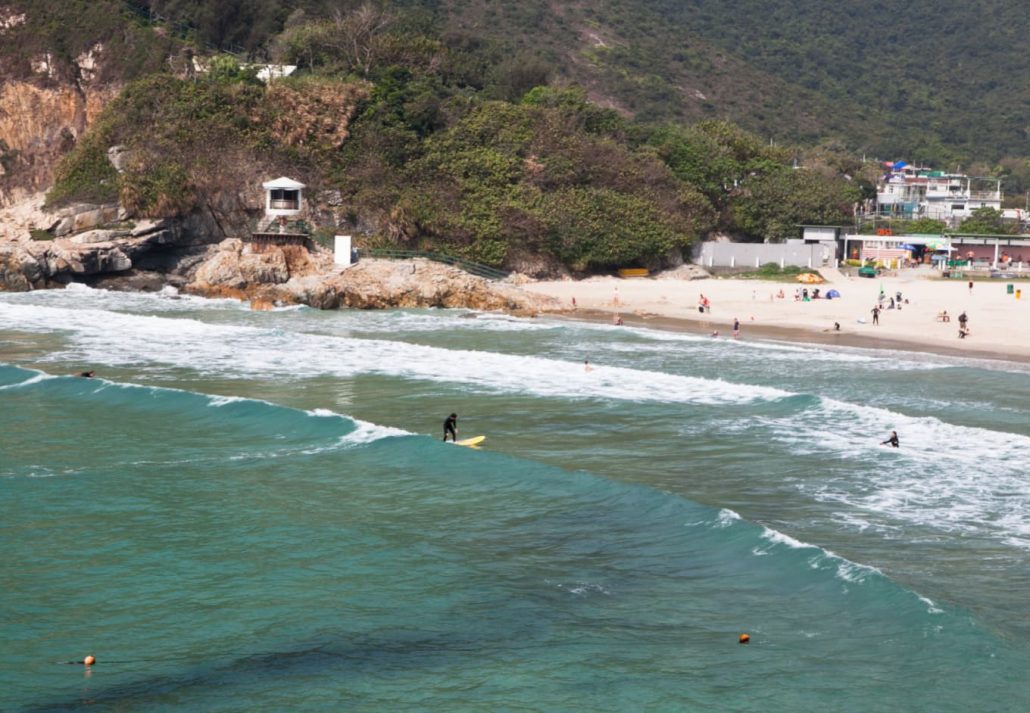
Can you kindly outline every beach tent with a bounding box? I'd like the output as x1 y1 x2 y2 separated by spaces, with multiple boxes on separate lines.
826 289 841 299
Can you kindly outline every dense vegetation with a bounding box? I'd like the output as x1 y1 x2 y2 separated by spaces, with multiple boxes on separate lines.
104 1 1030 167
12 0 1025 272
36 2 870 272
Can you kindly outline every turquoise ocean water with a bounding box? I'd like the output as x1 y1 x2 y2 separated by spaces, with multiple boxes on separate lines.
2 284 1029 711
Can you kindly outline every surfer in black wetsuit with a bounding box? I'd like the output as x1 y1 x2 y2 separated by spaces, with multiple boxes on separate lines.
443 413 458 442
881 430 900 448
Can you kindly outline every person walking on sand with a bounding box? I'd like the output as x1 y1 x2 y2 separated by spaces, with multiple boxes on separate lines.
958 311 968 331
871 305 880 325
881 430 900 448
443 413 458 442
732 318 740 339
968 280 974 295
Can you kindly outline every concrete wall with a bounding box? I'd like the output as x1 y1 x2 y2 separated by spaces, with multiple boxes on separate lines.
694 241 834 269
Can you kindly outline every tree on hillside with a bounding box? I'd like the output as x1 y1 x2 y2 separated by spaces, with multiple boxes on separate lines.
273 4 397 76
730 169 861 242
958 207 1015 235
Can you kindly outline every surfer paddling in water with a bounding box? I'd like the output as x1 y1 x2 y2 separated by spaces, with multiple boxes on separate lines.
881 430 900 448
443 413 458 442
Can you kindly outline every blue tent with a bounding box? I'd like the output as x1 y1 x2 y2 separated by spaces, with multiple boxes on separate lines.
826 289 841 299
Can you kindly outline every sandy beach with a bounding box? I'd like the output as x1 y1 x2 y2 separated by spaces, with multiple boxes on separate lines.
525 269 1030 363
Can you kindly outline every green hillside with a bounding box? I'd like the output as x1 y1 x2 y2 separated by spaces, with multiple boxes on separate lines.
115 0 1030 167
6 0 1028 273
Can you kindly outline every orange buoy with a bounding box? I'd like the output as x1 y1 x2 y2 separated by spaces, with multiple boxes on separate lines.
83 655 96 666
738 634 750 644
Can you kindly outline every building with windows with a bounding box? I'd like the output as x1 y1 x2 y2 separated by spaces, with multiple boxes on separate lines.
870 163 1001 225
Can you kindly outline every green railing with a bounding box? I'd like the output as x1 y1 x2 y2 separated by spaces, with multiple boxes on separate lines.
364 249 510 281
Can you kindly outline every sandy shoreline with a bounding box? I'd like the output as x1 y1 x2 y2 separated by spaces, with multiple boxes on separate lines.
524 270 1030 365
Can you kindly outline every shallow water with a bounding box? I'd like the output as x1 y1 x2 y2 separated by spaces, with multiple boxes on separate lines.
2 286 1029 711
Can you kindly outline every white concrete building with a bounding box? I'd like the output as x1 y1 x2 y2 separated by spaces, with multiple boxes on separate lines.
261 177 305 218
871 164 1001 225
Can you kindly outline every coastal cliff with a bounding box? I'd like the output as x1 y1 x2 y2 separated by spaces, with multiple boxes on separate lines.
0 81 118 205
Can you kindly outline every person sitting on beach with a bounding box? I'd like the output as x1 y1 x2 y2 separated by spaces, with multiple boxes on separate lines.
777 289 785 299
937 310 950 322
959 326 971 339
881 430 900 448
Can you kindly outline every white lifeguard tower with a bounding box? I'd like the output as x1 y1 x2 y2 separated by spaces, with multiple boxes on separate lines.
250 177 310 250
262 176 305 217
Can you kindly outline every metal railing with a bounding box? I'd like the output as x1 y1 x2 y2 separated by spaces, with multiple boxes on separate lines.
364 249 510 281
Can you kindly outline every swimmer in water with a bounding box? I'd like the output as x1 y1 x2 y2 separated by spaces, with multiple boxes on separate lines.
881 430 900 448
77 370 95 378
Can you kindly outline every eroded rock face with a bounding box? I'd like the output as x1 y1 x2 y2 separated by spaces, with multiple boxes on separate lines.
0 82 119 205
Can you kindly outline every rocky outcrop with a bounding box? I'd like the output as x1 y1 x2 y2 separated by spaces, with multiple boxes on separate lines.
186 251 557 315
0 209 225 290
654 263 711 280
2 213 558 315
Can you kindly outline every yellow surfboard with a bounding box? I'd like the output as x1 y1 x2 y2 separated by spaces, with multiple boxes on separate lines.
455 435 486 448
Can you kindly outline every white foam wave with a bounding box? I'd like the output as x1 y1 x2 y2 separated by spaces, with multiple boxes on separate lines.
0 371 56 390
835 560 881 583
208 395 249 407
0 281 247 314
0 302 789 406
918 595 944 615
758 395 1030 550
715 509 741 527
337 419 411 445
760 526 815 550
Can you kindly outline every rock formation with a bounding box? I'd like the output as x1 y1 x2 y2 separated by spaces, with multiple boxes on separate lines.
1 208 557 316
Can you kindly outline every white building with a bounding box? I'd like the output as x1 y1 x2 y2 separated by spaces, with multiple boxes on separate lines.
261 176 305 218
872 163 1001 225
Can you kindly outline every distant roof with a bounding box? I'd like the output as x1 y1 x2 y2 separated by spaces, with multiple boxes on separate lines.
262 177 305 190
